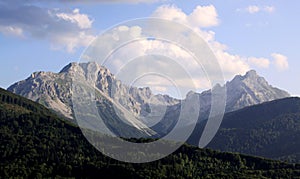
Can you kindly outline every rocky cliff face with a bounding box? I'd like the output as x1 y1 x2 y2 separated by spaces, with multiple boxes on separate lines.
194 70 290 119
8 62 179 122
225 70 290 112
8 70 74 119
8 62 290 135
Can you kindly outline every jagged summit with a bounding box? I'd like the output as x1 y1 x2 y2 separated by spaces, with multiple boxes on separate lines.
59 62 79 73
245 69 258 77
8 62 179 121
229 70 261 83
225 70 290 112
8 65 290 130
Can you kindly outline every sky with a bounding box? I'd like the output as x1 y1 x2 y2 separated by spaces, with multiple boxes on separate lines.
0 0 299 97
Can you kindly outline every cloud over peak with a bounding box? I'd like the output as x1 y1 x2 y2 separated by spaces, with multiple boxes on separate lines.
272 53 289 71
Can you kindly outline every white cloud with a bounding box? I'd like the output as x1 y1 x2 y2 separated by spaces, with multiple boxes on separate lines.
271 53 289 71
248 57 270 68
188 5 219 27
56 8 93 29
246 5 260 14
153 5 251 79
82 5 252 94
88 25 212 93
243 5 275 14
47 8 96 52
152 5 187 24
152 4 219 28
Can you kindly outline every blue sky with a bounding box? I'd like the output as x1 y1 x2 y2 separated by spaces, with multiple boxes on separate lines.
0 0 299 96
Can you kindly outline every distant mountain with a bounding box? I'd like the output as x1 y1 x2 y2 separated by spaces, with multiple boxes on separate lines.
188 97 300 163
195 70 290 119
0 88 299 178
8 62 290 136
224 70 290 112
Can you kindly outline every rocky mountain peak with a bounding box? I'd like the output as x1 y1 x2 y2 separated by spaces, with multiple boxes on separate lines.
224 70 290 112
228 70 269 87
245 69 258 78
8 65 291 133
59 62 79 73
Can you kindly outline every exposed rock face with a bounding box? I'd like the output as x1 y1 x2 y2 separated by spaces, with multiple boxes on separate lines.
194 70 290 119
8 62 290 135
8 70 74 119
224 70 290 112
8 62 180 121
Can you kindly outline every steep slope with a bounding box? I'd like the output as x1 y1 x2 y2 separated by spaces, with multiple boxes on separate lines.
188 97 300 163
8 63 289 120
8 62 179 121
8 62 180 137
8 62 290 137
225 70 290 112
196 70 290 119
0 88 299 178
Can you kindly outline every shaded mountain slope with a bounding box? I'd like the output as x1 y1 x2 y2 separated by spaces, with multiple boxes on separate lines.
188 97 300 163
0 88 299 178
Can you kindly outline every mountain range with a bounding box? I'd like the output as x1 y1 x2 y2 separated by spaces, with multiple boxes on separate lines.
2 61 300 173
8 62 290 137
1 87 299 178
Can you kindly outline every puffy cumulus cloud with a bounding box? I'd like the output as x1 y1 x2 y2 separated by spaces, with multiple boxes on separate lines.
248 57 270 68
152 5 187 24
0 1 95 52
188 5 219 27
214 51 250 77
152 5 251 79
85 25 211 94
152 4 219 28
271 53 289 71
85 4 286 94
151 5 289 81
55 8 93 29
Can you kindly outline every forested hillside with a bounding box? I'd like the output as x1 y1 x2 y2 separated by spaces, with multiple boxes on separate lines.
189 97 300 163
1 88 299 178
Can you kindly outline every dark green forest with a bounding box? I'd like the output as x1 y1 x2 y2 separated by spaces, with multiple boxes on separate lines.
188 97 300 163
1 88 300 178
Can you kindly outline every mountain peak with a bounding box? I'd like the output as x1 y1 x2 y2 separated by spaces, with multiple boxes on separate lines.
245 70 258 78
8 63 290 125
59 61 103 74
59 62 79 73
229 70 263 85
225 69 290 112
